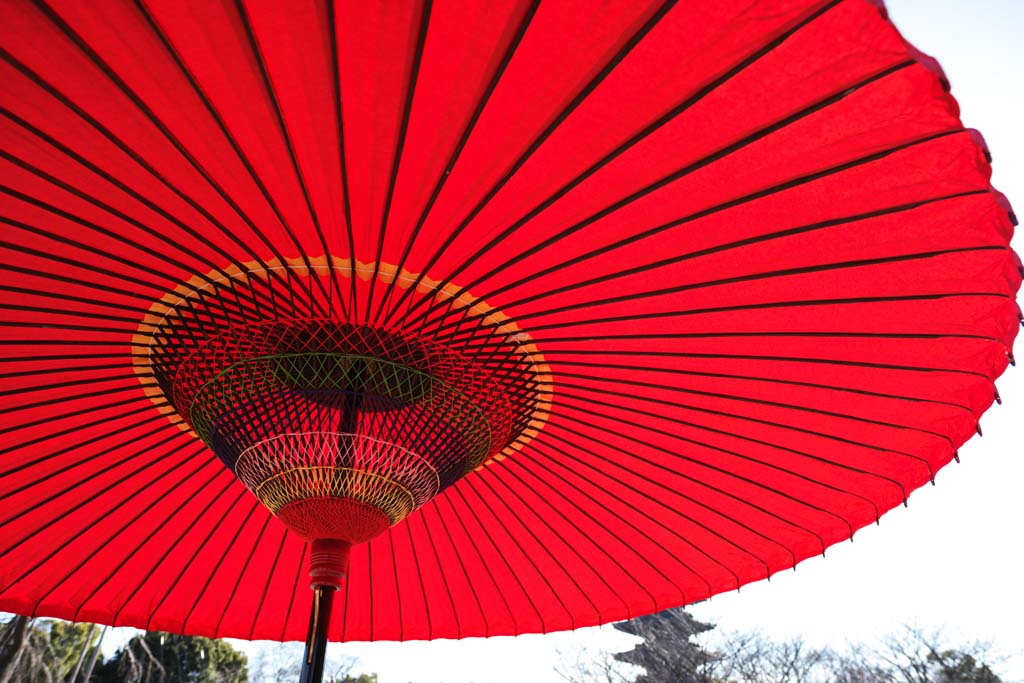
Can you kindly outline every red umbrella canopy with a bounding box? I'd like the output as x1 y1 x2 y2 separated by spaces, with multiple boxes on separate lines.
0 0 1020 644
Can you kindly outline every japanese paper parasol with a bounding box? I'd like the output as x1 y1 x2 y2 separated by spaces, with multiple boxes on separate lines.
1 0 1020 681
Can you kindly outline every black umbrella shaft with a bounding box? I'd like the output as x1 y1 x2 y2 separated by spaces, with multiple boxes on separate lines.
300 585 335 683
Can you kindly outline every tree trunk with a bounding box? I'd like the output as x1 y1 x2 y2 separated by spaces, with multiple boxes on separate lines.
69 624 97 683
81 626 106 683
0 616 31 683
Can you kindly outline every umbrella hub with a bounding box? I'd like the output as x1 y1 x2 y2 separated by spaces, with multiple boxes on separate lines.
138 261 550 546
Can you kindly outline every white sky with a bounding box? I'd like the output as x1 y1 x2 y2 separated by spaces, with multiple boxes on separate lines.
26 2 1024 682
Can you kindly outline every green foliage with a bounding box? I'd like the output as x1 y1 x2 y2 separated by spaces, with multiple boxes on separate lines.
95 632 247 683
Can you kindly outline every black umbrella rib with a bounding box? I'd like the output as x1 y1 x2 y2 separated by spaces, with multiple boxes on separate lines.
425 497 493 634
539 329 1003 343
31 0 310 315
471 465 630 619
373 0 541 325
247 525 289 641
326 0 359 321
553 402 876 532
0 54 268 297
444 485 547 633
552 377 907 506
213 512 275 638
0 383 163 424
0 361 130 381
387 0 680 320
504 292 1012 338
544 346 996 379
497 246 1011 318
403 0 844 324
549 367 960 447
365 0 433 325
1 394 166 447
536 429 799 569
484 193 997 309
108 475 242 628
536 356 974 412
68 453 224 624
280 544 308 642
181 498 262 635
551 386 899 515
0 422 191 522
549 418 835 552
522 441 771 581
234 0 348 318
26 444 211 615
0 371 146 399
378 530 402 640
495 454 698 606
415 493 464 638
128 0 331 318
402 516 435 638
145 485 254 633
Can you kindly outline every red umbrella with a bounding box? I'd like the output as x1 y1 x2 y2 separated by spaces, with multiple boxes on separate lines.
1 0 1019 680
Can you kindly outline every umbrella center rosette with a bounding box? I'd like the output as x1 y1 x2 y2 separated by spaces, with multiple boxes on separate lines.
135 259 551 549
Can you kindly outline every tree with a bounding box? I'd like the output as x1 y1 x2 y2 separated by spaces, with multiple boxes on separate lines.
94 632 247 683
0 617 103 683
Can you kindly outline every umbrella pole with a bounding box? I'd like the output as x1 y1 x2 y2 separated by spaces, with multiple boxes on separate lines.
300 539 351 683
299 585 335 683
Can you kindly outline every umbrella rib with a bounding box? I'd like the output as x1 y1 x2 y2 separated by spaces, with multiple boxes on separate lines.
281 543 308 642
108 475 242 628
365 0 433 325
553 380 905 503
128 0 332 318
558 399 892 517
446 486 546 633
0 46 298 303
385 528 404 640
2 440 209 593
326 0 360 322
404 516 435 639
387 0 680 319
248 525 288 641
0 360 128 381
143 484 253 633
0 382 164 424
539 357 975 413
0 371 151 400
410 56 914 329
538 429 799 568
401 0 844 322
484 194 1000 309
234 0 349 319
417 499 462 638
1 398 167 451
181 498 262 635
214 513 275 638
551 370 957 450
0 109 266 303
50 447 214 620
498 246 1013 319
510 292 1014 336
374 0 540 325
69 456 226 626
551 386 903 513
524 441 771 581
0 425 194 531
425 499 493 638
468 473 602 626
32 0 315 316
545 346 995 379
497 455 698 607
549 419 832 552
